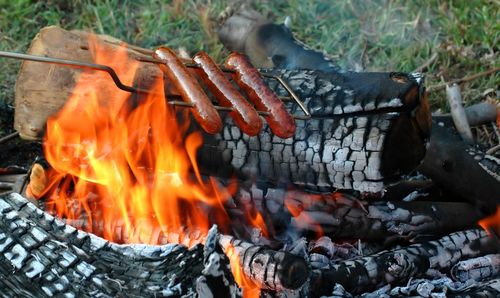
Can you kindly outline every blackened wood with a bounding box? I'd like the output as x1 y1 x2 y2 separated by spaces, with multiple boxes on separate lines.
227 186 484 241
199 68 431 193
418 124 500 212
0 193 237 297
310 229 500 295
449 278 500 298
286 196 483 241
42 203 309 291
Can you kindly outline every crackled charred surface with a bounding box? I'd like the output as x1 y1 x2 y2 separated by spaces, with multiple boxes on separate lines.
199 69 430 193
0 193 231 297
310 229 500 296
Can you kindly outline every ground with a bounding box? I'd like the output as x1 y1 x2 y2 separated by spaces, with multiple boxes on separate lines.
0 0 498 136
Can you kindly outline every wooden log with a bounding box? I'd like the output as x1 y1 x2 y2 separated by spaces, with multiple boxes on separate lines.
227 186 484 241
451 254 500 282
14 26 163 140
446 84 473 143
39 200 309 291
0 192 240 297
310 228 500 295
418 124 500 212
449 278 500 298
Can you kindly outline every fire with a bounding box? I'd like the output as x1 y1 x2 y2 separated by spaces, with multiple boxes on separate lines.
225 244 261 298
42 36 232 244
479 206 500 236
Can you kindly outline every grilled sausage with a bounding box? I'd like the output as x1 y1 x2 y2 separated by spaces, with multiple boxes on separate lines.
154 47 222 134
193 51 262 136
224 52 296 138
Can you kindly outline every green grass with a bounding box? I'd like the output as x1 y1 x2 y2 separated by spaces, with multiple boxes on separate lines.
0 0 498 129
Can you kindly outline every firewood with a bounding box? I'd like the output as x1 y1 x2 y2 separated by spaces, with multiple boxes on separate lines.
418 124 500 212
451 254 500 282
446 83 473 143
310 228 500 295
432 101 498 128
45 204 309 291
199 68 431 193
449 278 500 298
0 192 239 297
227 186 484 241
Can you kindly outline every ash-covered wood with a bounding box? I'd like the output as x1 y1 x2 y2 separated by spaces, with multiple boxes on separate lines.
227 186 484 241
199 68 430 193
218 234 309 291
450 278 500 298
310 229 500 295
0 193 238 297
451 254 500 282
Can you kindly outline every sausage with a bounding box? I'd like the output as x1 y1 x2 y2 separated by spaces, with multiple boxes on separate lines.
153 47 222 134
193 51 262 136
224 52 296 138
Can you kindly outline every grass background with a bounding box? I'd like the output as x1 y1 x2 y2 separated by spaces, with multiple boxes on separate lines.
0 0 498 135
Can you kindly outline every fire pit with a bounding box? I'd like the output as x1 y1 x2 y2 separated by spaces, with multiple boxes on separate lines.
0 16 499 297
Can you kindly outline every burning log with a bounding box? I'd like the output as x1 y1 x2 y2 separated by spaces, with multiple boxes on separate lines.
13 26 165 140
38 202 309 291
309 228 500 295
450 278 500 298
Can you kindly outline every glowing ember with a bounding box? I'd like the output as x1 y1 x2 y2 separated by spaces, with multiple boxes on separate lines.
479 206 500 236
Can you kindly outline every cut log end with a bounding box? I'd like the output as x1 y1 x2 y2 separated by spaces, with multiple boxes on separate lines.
275 251 309 289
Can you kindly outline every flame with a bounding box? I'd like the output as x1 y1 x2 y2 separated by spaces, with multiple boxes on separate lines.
42 36 234 244
225 244 261 298
479 206 500 236
284 191 326 238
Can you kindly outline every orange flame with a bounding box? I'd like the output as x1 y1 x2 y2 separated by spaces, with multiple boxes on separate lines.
479 206 500 236
42 36 232 244
225 244 261 298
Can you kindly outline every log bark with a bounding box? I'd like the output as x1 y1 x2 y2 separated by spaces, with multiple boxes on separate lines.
310 228 500 295
14 26 164 140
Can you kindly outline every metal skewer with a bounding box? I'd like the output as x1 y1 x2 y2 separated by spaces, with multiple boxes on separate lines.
0 50 311 120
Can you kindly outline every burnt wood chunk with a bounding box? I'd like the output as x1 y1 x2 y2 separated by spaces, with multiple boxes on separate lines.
310 228 500 295
0 193 237 297
198 69 431 193
418 124 500 212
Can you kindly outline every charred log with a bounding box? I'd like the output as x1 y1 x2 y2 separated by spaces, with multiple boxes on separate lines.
227 186 484 242
199 68 431 193
0 193 239 297
418 123 500 212
450 278 500 298
310 229 500 295
451 254 500 282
